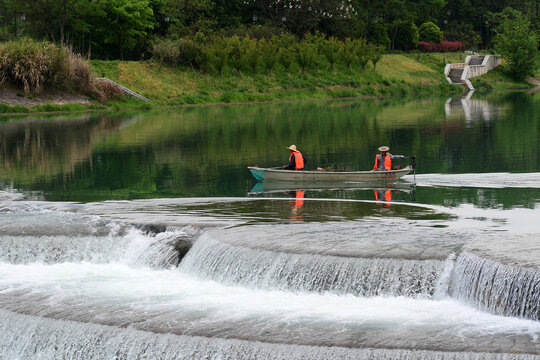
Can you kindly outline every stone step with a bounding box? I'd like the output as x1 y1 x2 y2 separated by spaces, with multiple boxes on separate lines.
448 69 464 83
468 57 484 66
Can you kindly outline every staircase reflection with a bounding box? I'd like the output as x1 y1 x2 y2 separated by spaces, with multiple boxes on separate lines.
444 91 502 123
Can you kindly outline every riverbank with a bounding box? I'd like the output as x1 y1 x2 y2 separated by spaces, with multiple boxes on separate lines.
1 53 465 114
90 53 463 106
1 52 536 114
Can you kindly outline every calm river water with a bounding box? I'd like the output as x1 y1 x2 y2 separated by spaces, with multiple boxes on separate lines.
0 92 539 359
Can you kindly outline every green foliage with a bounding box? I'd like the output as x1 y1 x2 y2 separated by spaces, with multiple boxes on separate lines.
393 21 419 51
444 23 481 49
341 38 357 68
165 0 216 36
322 37 341 69
242 37 261 73
369 44 384 69
493 8 539 80
419 22 443 43
353 38 370 69
259 37 279 73
151 38 181 64
295 40 317 72
367 23 391 49
92 0 155 59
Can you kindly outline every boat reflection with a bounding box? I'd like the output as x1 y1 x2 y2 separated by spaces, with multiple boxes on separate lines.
249 180 414 196
249 181 415 214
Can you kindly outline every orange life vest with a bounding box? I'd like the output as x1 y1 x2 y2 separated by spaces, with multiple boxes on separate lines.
289 151 305 170
374 154 392 170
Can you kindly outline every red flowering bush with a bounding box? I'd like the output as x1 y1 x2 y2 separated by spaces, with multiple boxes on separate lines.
418 41 465 52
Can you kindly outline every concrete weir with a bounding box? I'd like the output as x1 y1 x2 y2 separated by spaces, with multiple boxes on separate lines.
445 55 501 90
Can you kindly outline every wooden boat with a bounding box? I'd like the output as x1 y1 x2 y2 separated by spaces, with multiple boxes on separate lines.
248 166 413 182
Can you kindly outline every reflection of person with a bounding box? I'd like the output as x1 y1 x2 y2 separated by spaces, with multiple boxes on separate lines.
374 189 392 206
283 145 306 170
289 190 305 222
373 146 405 171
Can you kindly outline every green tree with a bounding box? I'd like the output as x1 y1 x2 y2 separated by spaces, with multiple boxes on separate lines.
392 21 419 50
92 0 154 60
246 0 357 36
165 0 216 36
419 21 443 43
493 8 539 80
322 37 341 69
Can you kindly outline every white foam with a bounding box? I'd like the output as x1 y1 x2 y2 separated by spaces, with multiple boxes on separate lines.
0 261 538 351
406 172 540 189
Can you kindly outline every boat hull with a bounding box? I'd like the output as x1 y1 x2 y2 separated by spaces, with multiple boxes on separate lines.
248 166 412 182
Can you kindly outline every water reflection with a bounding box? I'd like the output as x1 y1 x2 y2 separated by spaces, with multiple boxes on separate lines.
444 91 503 123
0 94 539 210
288 190 305 222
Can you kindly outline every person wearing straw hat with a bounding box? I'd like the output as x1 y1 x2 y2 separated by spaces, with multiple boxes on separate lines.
373 146 405 171
283 145 306 170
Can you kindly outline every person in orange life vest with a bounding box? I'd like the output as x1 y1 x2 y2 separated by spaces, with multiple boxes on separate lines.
283 145 306 170
373 146 405 171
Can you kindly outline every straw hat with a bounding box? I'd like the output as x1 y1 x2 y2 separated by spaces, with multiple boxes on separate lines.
378 146 390 152
286 145 298 151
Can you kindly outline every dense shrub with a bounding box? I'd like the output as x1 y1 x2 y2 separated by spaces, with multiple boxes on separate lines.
444 23 481 48
394 22 419 51
0 38 96 96
95 79 124 102
148 32 383 75
354 38 370 69
341 38 357 68
151 38 180 65
419 22 443 43
418 41 466 52
259 37 279 73
322 37 341 69
368 23 391 49
295 40 317 71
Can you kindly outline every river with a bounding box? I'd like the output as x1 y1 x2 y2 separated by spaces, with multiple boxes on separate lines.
0 92 539 359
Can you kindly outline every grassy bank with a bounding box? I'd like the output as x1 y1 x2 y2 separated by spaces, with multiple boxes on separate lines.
470 59 540 93
6 47 534 115
90 53 462 107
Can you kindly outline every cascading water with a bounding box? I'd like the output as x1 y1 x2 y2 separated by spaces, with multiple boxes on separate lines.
1 310 538 360
0 211 198 268
0 206 539 358
449 251 540 321
180 234 447 297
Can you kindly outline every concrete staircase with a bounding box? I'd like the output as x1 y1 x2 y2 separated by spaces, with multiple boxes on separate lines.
96 77 152 103
444 55 500 90
468 56 484 66
448 69 464 84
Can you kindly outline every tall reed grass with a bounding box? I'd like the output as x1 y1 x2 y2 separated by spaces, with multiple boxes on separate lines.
0 38 120 102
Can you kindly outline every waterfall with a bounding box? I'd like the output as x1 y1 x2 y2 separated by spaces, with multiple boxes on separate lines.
180 235 447 297
449 252 540 321
0 224 197 269
0 310 538 360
